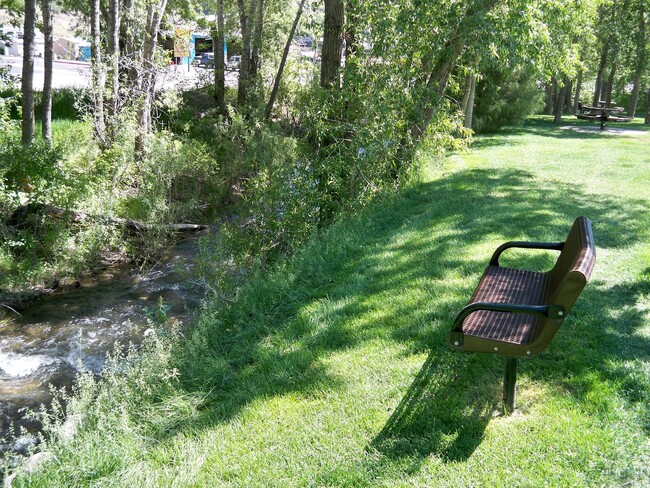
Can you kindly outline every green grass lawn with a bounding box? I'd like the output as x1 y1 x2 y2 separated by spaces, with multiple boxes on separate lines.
13 116 650 487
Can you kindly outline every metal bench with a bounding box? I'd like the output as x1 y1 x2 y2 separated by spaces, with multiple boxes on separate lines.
446 217 596 412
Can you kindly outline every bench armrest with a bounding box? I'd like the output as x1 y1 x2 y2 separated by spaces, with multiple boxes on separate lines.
489 241 565 266
450 302 566 337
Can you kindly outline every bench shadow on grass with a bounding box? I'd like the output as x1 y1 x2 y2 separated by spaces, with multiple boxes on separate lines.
160 167 648 471
369 347 499 466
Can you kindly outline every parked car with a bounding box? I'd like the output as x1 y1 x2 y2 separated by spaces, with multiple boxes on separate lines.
227 55 241 69
195 52 214 67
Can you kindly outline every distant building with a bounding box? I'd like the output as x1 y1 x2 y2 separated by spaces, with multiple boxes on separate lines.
53 36 91 61
1 27 45 57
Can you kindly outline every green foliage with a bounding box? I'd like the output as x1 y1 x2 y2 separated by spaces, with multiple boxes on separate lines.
144 296 172 324
472 66 545 133
0 138 71 206
48 89 85 121
0 67 19 133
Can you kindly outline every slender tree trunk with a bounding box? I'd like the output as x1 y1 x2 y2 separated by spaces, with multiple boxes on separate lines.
461 74 472 114
107 0 121 121
214 0 227 115
344 0 359 64
564 78 572 113
321 0 344 88
250 0 264 79
544 80 555 115
627 3 647 117
645 86 650 124
463 74 476 129
134 0 168 157
265 0 306 120
573 70 582 114
122 0 138 84
21 0 36 146
237 0 257 106
91 0 106 144
410 37 463 139
554 80 567 123
593 42 608 105
41 0 53 142
604 61 616 106
628 74 642 117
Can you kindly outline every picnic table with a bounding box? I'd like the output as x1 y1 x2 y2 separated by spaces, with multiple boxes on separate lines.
576 101 632 130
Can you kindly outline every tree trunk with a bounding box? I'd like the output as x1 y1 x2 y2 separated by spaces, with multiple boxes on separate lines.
134 0 168 158
645 86 650 124
21 0 36 146
573 70 582 114
41 0 53 143
214 0 227 115
410 37 463 139
593 42 608 106
463 74 476 129
544 80 555 115
321 0 344 89
107 0 121 122
344 0 359 64
564 78 572 113
237 0 257 106
628 74 642 117
265 0 306 120
604 61 616 106
121 0 137 83
461 74 472 114
91 0 106 144
250 0 264 79
627 3 647 117
554 80 567 123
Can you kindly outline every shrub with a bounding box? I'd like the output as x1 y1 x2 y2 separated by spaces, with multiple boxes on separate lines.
472 65 545 133
0 138 71 207
0 66 19 134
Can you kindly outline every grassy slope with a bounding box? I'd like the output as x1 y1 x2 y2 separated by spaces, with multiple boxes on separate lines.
17 117 650 486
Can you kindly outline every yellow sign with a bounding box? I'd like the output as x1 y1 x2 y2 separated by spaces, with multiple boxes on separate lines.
174 27 192 57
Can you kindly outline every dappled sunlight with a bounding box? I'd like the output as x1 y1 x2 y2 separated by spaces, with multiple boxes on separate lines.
154 160 650 471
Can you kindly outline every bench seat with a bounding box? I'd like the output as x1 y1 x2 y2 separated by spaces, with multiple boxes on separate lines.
462 266 547 345
606 115 633 122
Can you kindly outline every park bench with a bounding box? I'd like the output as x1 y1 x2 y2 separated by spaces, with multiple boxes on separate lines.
446 216 596 413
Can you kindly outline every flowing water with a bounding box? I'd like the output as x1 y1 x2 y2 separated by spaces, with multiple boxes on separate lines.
0 233 208 453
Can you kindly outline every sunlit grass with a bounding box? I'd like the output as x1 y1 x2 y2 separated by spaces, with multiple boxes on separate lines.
11 116 650 486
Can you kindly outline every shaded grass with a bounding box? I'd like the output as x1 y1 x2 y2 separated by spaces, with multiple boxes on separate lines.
12 117 650 486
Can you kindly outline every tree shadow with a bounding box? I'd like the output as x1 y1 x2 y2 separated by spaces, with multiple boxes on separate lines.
526 272 650 433
471 117 649 150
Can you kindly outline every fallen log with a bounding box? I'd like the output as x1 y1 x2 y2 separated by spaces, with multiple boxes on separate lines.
8 203 209 233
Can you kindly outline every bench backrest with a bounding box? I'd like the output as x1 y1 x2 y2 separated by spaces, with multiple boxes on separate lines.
548 216 596 311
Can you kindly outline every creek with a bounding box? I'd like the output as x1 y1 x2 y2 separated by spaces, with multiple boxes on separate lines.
0 232 208 454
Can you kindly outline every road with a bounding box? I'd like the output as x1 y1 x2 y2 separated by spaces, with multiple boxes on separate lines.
1 55 238 90
1 55 91 89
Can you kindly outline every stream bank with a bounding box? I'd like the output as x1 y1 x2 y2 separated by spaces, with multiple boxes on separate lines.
0 231 210 454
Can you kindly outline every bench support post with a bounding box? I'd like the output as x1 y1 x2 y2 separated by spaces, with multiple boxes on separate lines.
503 356 517 414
